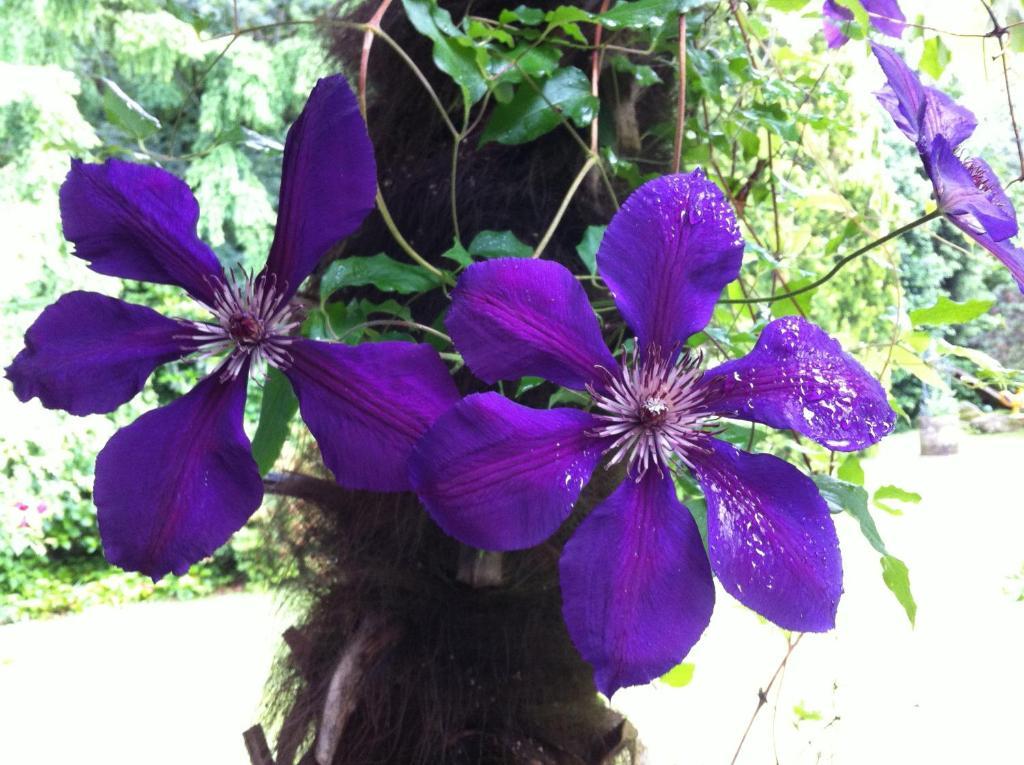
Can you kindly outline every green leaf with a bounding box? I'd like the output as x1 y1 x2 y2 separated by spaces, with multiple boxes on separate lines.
481 66 598 145
812 475 885 552
770 278 814 318
891 346 948 390
834 0 868 34
575 225 605 275
516 376 545 397
936 340 1005 373
910 296 993 326
402 0 487 104
919 36 951 80
792 702 822 721
816 475 915 626
873 484 922 515
498 5 546 25
468 229 533 259
251 368 299 476
599 0 699 30
487 43 561 87
610 55 662 86
319 254 440 299
101 78 161 140
881 555 916 626
545 6 594 43
441 240 473 267
766 0 811 10
837 454 864 486
660 661 695 687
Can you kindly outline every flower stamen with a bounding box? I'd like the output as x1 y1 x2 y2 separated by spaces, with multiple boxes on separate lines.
587 343 717 479
185 270 302 381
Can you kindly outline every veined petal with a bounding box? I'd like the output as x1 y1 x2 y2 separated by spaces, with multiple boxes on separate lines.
823 1 904 49
263 75 377 299
821 1 852 49
597 170 744 353
283 338 459 492
446 259 618 390
864 0 905 38
930 136 1018 242
691 439 842 632
702 316 894 451
94 370 262 580
560 471 714 696
60 159 224 304
409 392 604 550
871 43 976 151
5 291 195 416
959 226 1024 294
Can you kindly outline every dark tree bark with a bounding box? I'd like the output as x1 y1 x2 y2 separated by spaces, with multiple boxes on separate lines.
257 3 675 761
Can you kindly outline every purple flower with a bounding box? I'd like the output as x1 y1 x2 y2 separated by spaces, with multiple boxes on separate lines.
872 43 1024 291
823 0 905 49
409 171 895 695
5 75 459 580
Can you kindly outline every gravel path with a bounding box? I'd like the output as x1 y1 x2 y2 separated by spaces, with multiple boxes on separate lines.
1 430 1021 764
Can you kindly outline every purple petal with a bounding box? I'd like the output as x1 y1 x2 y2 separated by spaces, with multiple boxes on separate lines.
597 170 744 354
864 0 905 38
94 370 262 580
60 159 224 304
871 44 976 150
560 471 714 696
822 0 853 48
5 291 194 416
446 259 618 390
691 439 842 632
409 392 604 550
871 43 926 139
701 316 895 451
263 75 377 299
283 338 459 491
959 227 1024 294
930 136 1018 242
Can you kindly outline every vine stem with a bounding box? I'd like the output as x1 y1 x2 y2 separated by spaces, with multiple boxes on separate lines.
729 633 803 765
336 319 452 344
981 0 1024 180
673 15 687 174
532 155 598 259
721 209 942 305
356 5 450 283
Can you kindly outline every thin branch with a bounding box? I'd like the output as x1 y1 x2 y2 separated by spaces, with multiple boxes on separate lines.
590 0 612 156
375 188 449 281
243 725 276 765
263 471 348 507
729 633 804 765
532 156 598 259
673 15 687 174
722 210 941 305
336 319 452 344
982 1 1024 179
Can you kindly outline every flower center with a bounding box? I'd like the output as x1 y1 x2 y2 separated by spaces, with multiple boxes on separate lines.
188 271 302 380
228 313 266 346
587 345 716 479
